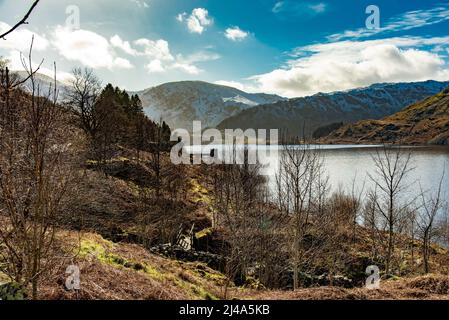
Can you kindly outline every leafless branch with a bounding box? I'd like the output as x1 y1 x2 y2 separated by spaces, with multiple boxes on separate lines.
0 0 41 40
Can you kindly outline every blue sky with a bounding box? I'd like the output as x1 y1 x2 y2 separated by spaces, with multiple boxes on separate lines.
1 0 449 97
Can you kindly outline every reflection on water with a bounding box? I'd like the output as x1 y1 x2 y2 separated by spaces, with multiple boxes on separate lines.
263 145 449 207
188 144 449 204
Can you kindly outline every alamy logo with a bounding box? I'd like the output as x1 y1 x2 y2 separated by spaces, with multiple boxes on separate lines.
65 265 80 291
66 5 81 31
366 5 381 30
365 265 380 289
170 121 279 166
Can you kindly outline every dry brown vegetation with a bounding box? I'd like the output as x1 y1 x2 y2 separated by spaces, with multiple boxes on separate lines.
322 87 449 145
29 229 449 301
251 275 449 300
2 36 449 301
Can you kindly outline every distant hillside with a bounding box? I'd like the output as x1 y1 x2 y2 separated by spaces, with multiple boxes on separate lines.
217 81 449 137
137 81 285 131
13 71 69 99
323 86 449 145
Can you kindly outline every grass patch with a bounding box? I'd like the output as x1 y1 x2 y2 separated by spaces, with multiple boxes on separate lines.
75 234 224 300
173 277 218 300
190 179 212 204
78 237 165 280
195 227 213 240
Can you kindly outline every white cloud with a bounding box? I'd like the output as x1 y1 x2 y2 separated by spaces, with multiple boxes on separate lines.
172 62 201 75
110 35 138 56
225 27 249 42
308 3 326 13
52 26 133 70
134 37 219 75
134 38 174 61
130 0 149 8
272 1 327 16
145 59 165 73
176 51 221 64
272 2 284 13
5 50 74 84
329 4 449 41
114 57 134 69
176 13 187 22
0 21 49 52
177 8 213 34
250 37 449 98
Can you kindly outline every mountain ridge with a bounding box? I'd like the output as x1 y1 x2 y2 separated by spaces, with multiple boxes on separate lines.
217 80 449 137
136 81 286 131
321 86 449 145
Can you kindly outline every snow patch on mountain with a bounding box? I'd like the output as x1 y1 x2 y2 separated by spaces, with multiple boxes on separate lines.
217 80 449 137
222 95 259 107
137 81 285 130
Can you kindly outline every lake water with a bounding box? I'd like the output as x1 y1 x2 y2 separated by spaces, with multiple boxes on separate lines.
264 145 449 205
187 144 449 205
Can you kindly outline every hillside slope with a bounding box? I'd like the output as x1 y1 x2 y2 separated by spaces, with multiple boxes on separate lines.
137 81 285 131
20 229 449 300
217 81 449 137
13 71 69 99
3 149 449 300
323 86 449 145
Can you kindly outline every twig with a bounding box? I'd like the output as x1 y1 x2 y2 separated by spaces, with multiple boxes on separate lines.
0 1 40 40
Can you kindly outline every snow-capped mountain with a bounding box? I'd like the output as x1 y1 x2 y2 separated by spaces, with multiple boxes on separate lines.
13 71 69 100
217 80 449 137
137 81 286 131
323 86 449 145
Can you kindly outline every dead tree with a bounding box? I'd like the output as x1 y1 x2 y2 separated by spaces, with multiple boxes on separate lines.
212 146 272 297
363 188 383 260
65 68 102 139
349 174 366 242
368 146 414 275
0 41 76 299
417 172 445 274
275 143 328 289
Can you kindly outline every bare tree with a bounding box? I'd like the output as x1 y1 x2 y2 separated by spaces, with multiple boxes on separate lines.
65 68 102 139
362 188 384 260
368 146 414 275
275 143 328 289
212 146 278 296
320 189 357 286
0 42 78 299
417 171 445 274
348 174 366 242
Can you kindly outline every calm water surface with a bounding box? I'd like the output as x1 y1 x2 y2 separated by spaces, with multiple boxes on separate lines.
188 144 449 203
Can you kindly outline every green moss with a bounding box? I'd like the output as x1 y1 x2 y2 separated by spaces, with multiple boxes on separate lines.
173 277 218 300
189 262 227 285
78 238 165 280
77 236 221 300
245 275 265 290
79 238 112 260
190 179 212 204
195 228 213 240
142 264 165 281
0 282 26 300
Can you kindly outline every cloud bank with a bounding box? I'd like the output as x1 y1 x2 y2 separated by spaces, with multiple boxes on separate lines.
248 37 449 97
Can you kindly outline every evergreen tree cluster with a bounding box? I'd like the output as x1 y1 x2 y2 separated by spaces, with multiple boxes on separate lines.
94 83 171 153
